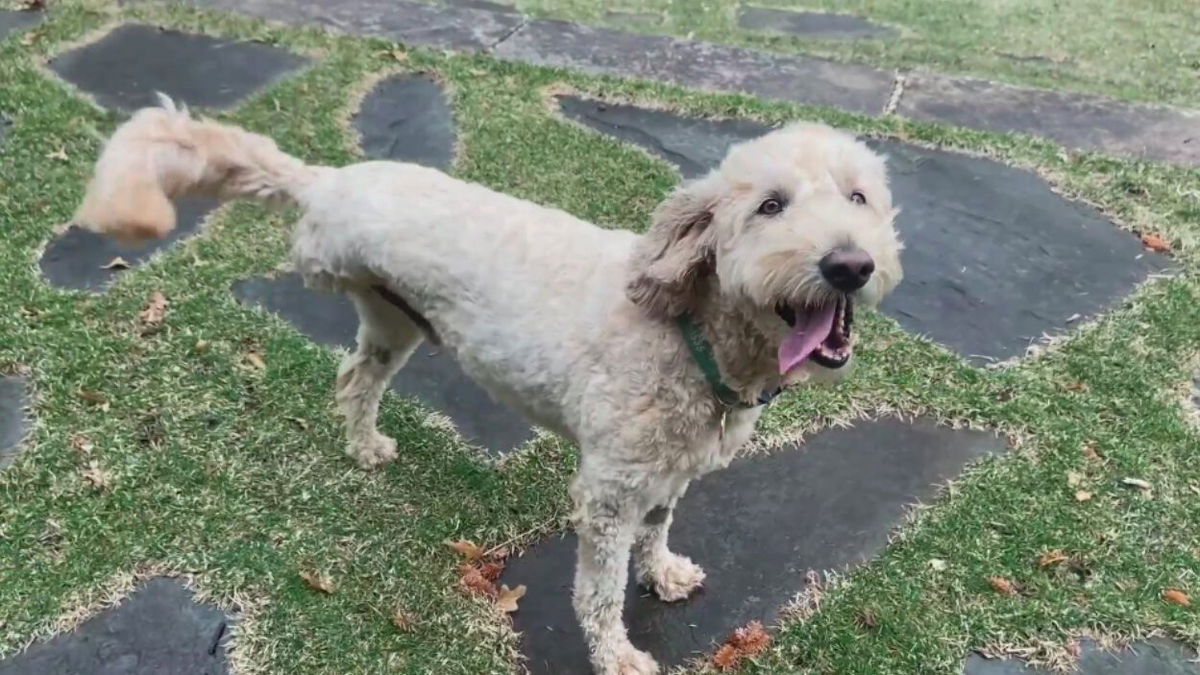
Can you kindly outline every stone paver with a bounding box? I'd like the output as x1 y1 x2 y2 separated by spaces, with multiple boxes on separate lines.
0 578 230 674
49 24 308 112
0 9 42 41
738 6 895 39
355 74 456 168
41 198 218 292
0 376 29 470
179 0 1199 164
898 72 1200 166
233 273 534 455
558 96 1171 363
504 418 1002 672
186 0 524 52
963 638 1200 674
495 19 893 115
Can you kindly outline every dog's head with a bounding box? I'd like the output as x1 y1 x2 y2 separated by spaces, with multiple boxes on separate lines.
627 122 902 383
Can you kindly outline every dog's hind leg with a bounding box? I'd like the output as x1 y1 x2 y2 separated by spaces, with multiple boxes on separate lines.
634 485 705 603
335 288 423 470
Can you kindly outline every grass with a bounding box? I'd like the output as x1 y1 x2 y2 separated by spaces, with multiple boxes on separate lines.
500 0 1200 108
1 0 1199 673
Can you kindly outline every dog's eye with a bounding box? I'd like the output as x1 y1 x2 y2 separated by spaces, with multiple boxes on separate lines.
850 190 867 205
757 198 784 216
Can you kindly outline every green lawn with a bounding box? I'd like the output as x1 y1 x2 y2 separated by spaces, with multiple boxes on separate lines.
509 0 1200 108
1 1 1200 673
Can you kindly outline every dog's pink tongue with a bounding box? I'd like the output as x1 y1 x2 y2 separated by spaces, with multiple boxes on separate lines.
778 305 836 375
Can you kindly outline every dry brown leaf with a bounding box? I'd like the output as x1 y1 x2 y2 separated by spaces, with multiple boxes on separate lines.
929 558 948 572
446 539 484 561
712 644 740 671
1082 445 1101 461
1164 589 1191 606
1141 233 1171 252
299 570 335 594
1037 550 1069 568
477 561 505 582
458 564 497 598
81 461 112 491
69 433 94 455
987 576 1018 595
495 583 526 613
243 350 267 371
138 291 168 329
1063 380 1089 393
1121 477 1152 490
1074 490 1093 502
391 607 416 632
1066 470 1085 488
101 256 129 270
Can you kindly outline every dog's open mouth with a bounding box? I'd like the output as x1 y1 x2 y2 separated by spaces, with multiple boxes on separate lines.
775 296 853 374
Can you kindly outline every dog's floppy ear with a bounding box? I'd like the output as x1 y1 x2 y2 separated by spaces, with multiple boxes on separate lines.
626 179 718 319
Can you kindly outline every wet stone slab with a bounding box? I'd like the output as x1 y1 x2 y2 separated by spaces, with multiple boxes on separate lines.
0 578 230 674
233 273 534 455
48 24 308 112
41 198 218 292
963 638 1200 674
504 418 1002 672
738 7 895 39
558 97 1171 364
0 9 42 41
0 376 29 470
355 74 456 169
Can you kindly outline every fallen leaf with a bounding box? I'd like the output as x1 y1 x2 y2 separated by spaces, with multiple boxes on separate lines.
446 539 484 561
1066 470 1085 488
101 256 130 270
1063 380 1089 393
194 339 211 353
712 644 740 671
81 461 112 491
929 558 947 572
45 147 68 161
458 564 497 598
1141 233 1171 253
1121 477 1152 490
243 350 267 371
477 561 505 582
987 576 1018 595
78 389 109 412
1082 445 1101 461
299 570 335 594
381 48 408 62
495 583 526 613
1038 550 1069 568
69 433 94 455
391 606 416 632
1164 589 1191 606
138 291 168 329
1074 490 1093 502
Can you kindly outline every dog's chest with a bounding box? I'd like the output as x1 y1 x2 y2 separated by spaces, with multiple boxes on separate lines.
679 407 761 477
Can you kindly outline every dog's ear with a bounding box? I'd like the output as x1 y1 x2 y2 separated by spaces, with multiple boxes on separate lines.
626 179 718 319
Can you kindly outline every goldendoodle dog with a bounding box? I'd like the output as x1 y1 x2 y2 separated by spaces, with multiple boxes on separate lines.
74 97 902 674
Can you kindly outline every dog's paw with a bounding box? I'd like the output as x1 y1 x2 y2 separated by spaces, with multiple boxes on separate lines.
347 433 397 470
642 553 705 602
595 642 659 675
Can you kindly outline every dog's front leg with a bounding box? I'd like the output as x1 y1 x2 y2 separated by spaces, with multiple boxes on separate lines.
571 471 659 675
634 486 705 602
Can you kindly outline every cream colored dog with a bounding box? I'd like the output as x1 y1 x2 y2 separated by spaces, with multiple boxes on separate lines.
75 97 902 675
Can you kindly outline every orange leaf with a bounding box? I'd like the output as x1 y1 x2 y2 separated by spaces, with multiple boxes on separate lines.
477 561 505 582
458 564 497 598
1164 589 1191 606
712 644 740 671
729 621 770 653
495 584 526 613
987 576 1018 595
446 539 484 561
1141 233 1170 252
299 570 335 594
1037 550 1068 568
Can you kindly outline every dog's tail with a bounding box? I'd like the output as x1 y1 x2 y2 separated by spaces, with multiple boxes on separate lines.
75 94 319 243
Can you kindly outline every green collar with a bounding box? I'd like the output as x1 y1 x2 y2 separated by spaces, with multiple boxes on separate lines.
676 313 780 409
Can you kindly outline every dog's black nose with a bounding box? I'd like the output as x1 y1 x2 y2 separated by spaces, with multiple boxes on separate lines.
819 247 875 292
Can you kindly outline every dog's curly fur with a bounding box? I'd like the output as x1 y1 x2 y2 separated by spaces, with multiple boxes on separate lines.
75 97 902 675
